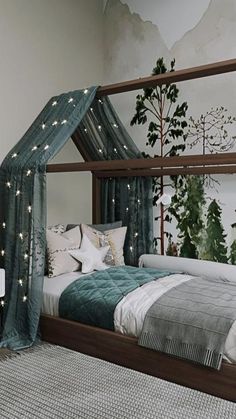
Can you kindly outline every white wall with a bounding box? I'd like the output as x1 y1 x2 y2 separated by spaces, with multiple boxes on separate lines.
0 0 104 225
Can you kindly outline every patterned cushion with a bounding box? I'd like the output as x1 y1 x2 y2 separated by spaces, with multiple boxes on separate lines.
47 224 66 234
46 226 82 277
81 224 127 266
66 221 122 232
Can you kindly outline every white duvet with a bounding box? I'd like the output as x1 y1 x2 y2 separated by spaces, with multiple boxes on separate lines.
42 272 236 363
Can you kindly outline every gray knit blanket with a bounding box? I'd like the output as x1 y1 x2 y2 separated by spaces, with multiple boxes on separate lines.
139 276 236 369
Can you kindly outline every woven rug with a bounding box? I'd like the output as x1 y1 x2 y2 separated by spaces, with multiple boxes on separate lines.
0 344 235 419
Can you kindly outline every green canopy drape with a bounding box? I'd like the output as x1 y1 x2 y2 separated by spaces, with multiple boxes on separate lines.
0 89 153 350
77 97 154 265
0 87 97 349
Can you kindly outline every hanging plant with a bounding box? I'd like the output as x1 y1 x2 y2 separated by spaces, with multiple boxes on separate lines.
131 58 188 254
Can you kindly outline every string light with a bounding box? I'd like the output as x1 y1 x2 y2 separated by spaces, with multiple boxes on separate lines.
123 145 128 150
114 148 117 153
98 99 103 104
84 128 87 133
98 148 103 153
137 199 141 204
12 153 18 158
16 190 20 196
61 119 67 125
18 279 23 286
42 123 46 129
26 169 32 176
24 253 28 260
22 295 27 302
113 123 118 128
112 198 115 204
134 232 139 237
2 222 6 228
52 100 58 106
127 184 130 190
68 97 74 103
1 250 5 256
126 207 129 212
130 246 133 252
98 125 102 131
28 205 32 213
0 300 5 307
19 233 23 240
44 144 49 150
83 88 89 94
52 121 58 126
6 181 11 188
32 145 38 151
90 107 93 112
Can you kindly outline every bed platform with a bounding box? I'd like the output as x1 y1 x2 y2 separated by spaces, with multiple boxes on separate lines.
40 314 236 402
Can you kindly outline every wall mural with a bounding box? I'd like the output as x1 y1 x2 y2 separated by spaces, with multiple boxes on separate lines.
104 0 236 264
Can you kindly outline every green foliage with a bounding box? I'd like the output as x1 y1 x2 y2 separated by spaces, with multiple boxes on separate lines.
176 176 205 259
131 57 189 252
202 199 228 263
230 240 236 265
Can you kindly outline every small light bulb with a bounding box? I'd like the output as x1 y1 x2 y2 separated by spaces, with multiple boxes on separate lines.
6 181 11 188
12 153 18 158
98 148 103 153
28 205 32 213
26 169 32 176
98 99 103 104
127 184 130 190
52 100 57 106
130 246 133 252
112 198 115 204
90 107 93 111
32 146 38 151
16 190 20 196
0 300 5 307
83 88 89 94
18 279 23 286
23 295 27 302
24 253 28 260
113 123 118 128
61 119 67 125
68 97 73 103
19 233 23 240
134 232 139 237
123 145 128 150
126 207 129 212
98 125 102 131
84 128 87 133
114 148 117 153
1 250 5 256
2 222 6 228
137 199 141 204
42 123 46 129
52 121 58 126
44 144 49 150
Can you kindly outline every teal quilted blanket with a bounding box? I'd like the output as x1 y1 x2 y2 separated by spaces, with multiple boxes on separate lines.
59 266 173 330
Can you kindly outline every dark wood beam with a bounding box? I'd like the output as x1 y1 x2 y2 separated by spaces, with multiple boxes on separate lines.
46 152 236 173
95 165 236 178
92 175 101 224
97 58 236 97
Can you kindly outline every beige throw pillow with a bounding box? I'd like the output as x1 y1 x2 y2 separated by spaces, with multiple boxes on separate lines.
81 224 127 266
46 226 82 277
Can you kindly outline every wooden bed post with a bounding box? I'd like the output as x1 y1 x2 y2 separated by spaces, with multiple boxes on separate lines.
92 174 101 224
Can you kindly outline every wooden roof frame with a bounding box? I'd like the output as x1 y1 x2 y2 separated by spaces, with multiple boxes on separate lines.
46 58 236 222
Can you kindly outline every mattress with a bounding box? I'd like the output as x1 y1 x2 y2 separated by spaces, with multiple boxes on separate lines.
42 271 236 363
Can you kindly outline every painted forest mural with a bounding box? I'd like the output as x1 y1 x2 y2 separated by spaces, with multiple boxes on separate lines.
131 57 236 264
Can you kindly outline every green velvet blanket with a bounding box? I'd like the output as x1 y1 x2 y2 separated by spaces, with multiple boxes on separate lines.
59 266 173 330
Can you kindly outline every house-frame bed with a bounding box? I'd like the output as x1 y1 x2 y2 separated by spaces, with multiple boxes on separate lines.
41 59 236 401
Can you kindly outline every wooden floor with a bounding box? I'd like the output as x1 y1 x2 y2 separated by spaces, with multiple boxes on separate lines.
40 314 236 402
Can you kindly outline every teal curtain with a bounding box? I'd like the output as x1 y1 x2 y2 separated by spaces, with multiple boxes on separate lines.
0 87 97 349
77 97 154 265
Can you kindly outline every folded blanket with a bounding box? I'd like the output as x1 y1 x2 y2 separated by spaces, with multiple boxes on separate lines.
139 276 236 369
59 266 174 330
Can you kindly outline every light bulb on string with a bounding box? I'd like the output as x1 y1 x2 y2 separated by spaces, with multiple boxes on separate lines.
19 233 23 241
61 119 67 125
6 181 11 188
42 123 46 130
26 169 32 176
0 300 5 307
44 145 49 150
16 190 20 196
11 153 18 158
2 222 6 229
68 97 74 103
52 121 58 126
18 279 23 286
83 89 89 94
28 205 32 213
52 100 57 106
22 295 27 302
1 250 5 256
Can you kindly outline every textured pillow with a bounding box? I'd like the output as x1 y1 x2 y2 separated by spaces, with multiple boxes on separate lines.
66 221 122 232
46 226 82 277
81 224 127 266
47 224 66 234
69 234 110 274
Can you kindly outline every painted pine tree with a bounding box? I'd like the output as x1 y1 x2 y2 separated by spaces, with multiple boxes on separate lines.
177 176 205 258
230 240 236 265
131 58 188 254
203 199 228 263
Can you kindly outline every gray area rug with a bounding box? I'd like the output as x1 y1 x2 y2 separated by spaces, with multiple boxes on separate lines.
0 344 235 419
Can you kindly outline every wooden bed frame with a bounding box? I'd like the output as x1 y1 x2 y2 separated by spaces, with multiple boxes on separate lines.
40 314 236 402
42 59 236 402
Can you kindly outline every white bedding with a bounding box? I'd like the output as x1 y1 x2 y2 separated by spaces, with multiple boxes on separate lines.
42 271 236 363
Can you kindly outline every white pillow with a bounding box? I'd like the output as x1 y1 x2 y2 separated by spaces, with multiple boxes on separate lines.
81 224 127 266
46 226 82 277
69 234 110 274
